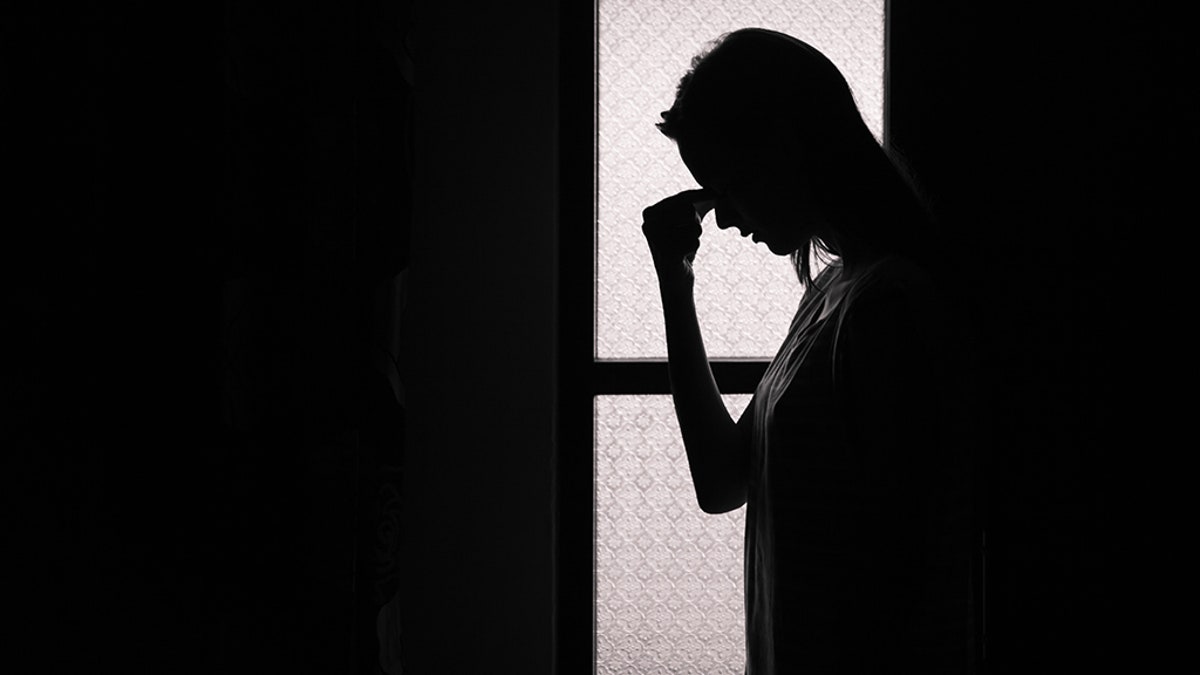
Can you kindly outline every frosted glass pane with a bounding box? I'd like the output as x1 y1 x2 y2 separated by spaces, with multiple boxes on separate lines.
596 394 752 675
597 0 885 359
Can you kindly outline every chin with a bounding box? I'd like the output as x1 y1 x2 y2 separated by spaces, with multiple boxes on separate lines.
765 240 795 256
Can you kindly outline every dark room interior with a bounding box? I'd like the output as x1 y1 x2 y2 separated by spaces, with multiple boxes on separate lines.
6 1 1182 672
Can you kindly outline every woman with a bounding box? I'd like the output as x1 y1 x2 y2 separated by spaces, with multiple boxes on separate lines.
642 29 976 674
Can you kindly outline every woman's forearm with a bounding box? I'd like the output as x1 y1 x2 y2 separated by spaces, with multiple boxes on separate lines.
659 280 748 513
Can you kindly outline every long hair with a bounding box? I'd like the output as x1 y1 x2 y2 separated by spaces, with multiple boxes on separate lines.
657 28 935 291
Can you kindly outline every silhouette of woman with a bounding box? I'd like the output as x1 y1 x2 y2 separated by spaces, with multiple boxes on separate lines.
642 28 975 674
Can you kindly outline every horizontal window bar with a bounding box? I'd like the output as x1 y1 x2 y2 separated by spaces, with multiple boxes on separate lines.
592 359 768 395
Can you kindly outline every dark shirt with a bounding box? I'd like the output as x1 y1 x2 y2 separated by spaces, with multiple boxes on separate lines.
743 257 974 674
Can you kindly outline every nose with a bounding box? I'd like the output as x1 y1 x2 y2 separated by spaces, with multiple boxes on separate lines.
713 201 741 231
715 216 751 238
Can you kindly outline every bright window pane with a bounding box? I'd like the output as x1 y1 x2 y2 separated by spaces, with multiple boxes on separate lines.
596 0 885 360
596 394 752 675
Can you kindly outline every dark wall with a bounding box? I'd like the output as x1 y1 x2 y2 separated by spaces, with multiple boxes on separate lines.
9 2 413 672
889 2 1183 671
398 0 559 672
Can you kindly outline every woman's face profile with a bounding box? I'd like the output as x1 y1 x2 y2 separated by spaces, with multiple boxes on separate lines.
678 130 814 257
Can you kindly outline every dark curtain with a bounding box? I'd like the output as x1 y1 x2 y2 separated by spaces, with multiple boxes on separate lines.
888 2 1182 672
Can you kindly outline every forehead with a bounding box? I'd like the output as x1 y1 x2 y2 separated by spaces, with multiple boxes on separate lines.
677 133 742 188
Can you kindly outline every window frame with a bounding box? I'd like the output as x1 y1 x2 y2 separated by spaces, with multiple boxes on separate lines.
554 2 903 672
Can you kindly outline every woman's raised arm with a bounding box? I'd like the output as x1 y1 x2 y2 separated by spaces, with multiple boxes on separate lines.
642 190 750 514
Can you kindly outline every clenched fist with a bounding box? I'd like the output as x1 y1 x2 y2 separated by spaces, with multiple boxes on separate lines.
641 188 716 289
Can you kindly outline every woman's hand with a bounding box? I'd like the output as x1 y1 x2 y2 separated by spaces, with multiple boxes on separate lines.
641 189 716 290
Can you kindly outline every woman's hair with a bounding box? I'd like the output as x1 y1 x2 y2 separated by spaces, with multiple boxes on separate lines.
657 28 934 290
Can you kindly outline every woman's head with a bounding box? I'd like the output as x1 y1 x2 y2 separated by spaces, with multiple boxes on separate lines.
658 28 931 287
658 28 864 150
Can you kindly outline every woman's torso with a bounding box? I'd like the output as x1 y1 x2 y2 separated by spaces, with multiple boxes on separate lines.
744 257 972 674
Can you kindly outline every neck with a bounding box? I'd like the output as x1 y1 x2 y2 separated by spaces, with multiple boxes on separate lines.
817 216 888 279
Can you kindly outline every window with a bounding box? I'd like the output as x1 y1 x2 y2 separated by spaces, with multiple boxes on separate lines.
557 2 885 673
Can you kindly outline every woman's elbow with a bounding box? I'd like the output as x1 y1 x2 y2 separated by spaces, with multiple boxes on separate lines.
696 484 747 515
687 437 749 514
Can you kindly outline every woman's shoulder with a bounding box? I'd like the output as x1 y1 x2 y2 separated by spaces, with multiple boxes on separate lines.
833 255 956 369
844 254 937 307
